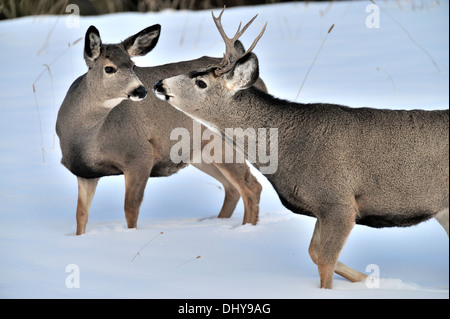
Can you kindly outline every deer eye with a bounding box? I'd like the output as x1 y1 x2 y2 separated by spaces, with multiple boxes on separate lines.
195 80 207 89
105 66 116 74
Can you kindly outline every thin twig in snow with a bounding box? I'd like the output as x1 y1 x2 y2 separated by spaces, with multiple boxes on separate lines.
131 232 164 262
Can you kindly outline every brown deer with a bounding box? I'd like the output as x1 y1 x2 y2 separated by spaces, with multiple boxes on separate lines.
154 8 449 289
56 24 267 235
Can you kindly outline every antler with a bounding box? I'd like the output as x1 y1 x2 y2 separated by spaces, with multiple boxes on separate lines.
211 6 267 76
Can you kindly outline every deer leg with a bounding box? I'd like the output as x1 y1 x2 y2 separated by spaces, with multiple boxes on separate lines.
335 262 367 283
76 176 100 235
124 165 151 230
308 219 321 265
310 205 357 289
309 216 368 285
213 162 262 225
191 162 241 219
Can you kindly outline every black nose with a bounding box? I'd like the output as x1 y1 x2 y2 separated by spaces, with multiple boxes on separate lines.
132 85 147 99
154 80 165 93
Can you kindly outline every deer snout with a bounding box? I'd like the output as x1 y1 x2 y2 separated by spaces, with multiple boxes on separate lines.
129 85 147 101
154 80 164 93
154 80 170 101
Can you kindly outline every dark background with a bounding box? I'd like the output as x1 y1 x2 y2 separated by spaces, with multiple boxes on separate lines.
0 0 352 19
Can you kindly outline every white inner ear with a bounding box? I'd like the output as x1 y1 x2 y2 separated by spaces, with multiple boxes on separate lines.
138 30 159 46
226 60 256 92
127 31 158 56
89 33 101 60
127 41 140 57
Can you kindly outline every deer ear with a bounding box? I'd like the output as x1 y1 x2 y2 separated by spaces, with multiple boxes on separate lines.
123 24 161 57
234 40 245 54
225 52 259 92
84 25 102 68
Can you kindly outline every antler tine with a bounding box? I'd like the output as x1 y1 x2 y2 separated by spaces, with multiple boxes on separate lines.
213 5 226 21
233 14 258 41
211 6 234 68
211 6 231 45
241 21 267 57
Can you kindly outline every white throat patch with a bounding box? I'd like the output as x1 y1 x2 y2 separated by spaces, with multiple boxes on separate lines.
103 97 126 108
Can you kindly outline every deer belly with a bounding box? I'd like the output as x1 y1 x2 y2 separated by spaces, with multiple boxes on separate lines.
61 150 122 179
355 210 435 228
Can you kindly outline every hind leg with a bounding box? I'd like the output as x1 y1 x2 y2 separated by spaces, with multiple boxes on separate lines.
196 125 261 225
76 176 100 235
309 218 366 286
308 204 361 289
435 208 449 236
191 162 241 219
213 162 262 225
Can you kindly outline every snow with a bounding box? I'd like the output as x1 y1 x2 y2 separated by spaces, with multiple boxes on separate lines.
0 1 448 299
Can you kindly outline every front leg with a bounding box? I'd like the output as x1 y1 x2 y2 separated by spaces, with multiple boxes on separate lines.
76 176 100 235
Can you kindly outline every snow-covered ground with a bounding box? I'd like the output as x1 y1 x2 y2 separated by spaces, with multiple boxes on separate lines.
0 1 448 299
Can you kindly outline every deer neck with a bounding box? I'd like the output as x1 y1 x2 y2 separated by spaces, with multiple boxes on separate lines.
59 74 112 131
207 87 295 174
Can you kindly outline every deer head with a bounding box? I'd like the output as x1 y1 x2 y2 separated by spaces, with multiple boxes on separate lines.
84 24 161 108
154 7 267 125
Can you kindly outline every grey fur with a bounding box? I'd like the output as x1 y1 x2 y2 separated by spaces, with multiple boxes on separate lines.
155 50 449 289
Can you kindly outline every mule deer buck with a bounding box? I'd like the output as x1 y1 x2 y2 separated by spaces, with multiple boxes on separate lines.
56 24 267 235
154 8 449 289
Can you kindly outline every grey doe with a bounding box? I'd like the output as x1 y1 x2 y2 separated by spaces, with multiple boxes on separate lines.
56 24 267 235
154 8 449 289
